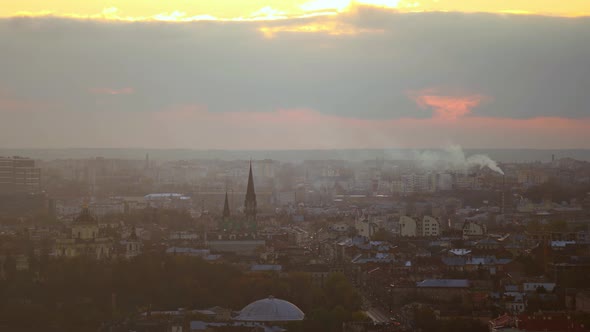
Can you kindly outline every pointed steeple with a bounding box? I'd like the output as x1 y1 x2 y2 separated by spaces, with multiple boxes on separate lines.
244 160 257 231
223 191 230 219
246 160 256 201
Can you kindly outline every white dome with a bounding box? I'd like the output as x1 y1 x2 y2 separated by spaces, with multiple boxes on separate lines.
235 296 305 322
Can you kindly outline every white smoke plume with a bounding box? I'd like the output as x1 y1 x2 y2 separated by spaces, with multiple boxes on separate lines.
412 145 504 175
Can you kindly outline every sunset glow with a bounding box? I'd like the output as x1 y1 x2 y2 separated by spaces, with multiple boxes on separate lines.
3 0 589 22
410 90 489 121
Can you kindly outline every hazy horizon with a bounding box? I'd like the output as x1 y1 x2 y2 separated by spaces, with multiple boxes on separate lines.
3 147 590 163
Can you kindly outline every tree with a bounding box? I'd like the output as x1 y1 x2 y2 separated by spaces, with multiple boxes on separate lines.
371 228 392 242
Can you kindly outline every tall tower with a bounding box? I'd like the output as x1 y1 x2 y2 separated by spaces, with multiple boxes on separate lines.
244 160 257 231
223 191 231 220
220 191 232 232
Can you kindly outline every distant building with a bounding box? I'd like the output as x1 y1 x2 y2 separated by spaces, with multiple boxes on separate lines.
355 217 378 239
517 169 549 186
400 173 435 194
462 220 486 239
436 173 453 191
243 160 258 232
0 156 41 194
419 216 440 237
217 161 257 235
400 216 418 237
399 216 440 237
120 227 142 259
455 174 480 190
523 282 555 293
54 206 114 259
391 279 471 307
235 296 305 322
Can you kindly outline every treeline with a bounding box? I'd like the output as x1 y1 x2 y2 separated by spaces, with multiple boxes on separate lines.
0 254 363 331
525 181 590 204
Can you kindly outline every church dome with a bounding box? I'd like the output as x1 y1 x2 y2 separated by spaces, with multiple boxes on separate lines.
74 207 97 224
235 296 304 322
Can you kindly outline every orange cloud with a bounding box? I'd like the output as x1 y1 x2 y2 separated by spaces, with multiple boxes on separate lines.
140 104 590 150
409 89 489 120
89 87 135 95
259 20 384 37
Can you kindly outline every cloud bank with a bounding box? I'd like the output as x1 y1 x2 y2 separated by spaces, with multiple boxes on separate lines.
0 9 589 149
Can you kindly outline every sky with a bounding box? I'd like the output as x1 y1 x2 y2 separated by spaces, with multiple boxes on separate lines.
0 1 589 149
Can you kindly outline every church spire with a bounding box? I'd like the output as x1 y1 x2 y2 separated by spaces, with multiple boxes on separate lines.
223 191 230 219
244 160 257 230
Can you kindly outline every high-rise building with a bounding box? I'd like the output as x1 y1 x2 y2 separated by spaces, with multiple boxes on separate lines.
0 156 41 194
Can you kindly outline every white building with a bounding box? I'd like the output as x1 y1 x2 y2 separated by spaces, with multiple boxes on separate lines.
399 216 440 237
419 216 440 237
399 216 418 237
355 218 378 239
462 221 486 239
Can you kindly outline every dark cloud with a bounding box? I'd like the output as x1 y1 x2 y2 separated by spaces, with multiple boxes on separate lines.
0 11 589 148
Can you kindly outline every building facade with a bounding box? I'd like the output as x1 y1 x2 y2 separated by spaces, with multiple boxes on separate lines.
54 207 114 259
0 156 41 194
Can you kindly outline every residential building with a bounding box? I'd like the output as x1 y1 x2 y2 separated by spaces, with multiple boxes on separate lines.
462 220 486 239
0 156 41 194
418 216 440 237
400 216 418 237
399 216 440 237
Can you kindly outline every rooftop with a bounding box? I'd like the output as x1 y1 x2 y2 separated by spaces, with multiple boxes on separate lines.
235 296 304 322
416 279 469 288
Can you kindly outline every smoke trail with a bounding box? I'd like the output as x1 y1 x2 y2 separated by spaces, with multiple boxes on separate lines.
413 145 504 175
466 154 504 175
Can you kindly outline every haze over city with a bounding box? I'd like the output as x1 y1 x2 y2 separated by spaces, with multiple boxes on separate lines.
2 2 590 332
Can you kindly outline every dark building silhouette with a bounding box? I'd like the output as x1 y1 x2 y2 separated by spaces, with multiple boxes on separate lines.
219 191 233 231
244 160 257 232
223 191 231 220
217 162 257 234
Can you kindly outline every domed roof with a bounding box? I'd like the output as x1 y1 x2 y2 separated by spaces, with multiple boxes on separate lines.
74 207 97 224
235 296 304 322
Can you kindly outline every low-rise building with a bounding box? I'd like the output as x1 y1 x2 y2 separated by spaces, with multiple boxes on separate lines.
462 220 486 239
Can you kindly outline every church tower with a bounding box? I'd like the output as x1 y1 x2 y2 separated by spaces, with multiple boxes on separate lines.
220 191 231 231
223 191 231 220
244 160 257 231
